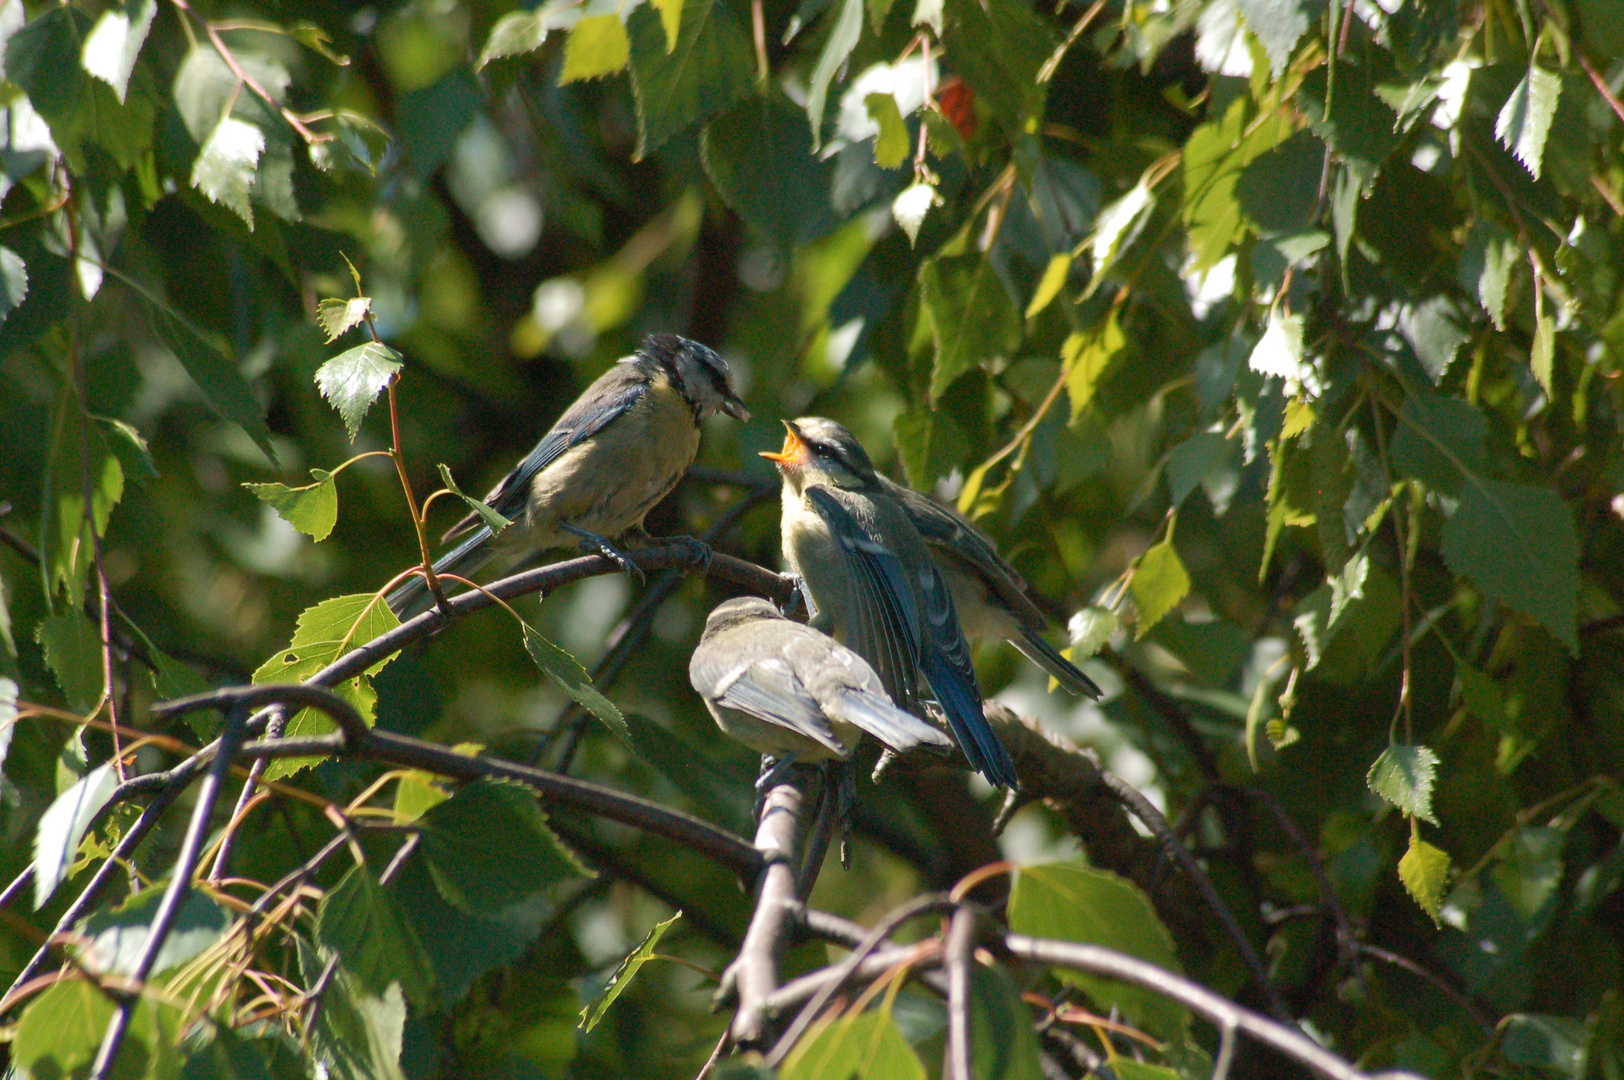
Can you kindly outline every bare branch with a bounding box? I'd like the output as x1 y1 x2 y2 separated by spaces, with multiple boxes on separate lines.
1003 935 1424 1080
945 906 976 1080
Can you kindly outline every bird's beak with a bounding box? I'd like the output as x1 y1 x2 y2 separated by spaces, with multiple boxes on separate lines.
759 420 804 466
721 395 751 422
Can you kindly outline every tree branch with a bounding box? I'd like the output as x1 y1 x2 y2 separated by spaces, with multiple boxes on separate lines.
945 906 976 1080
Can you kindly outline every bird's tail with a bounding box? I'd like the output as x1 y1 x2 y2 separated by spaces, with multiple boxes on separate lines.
919 650 1018 788
1013 630 1102 698
835 691 952 755
385 528 496 619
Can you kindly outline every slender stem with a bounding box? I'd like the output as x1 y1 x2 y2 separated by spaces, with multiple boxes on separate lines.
727 769 812 1045
209 707 288 881
89 706 250 1079
384 376 448 614
945 907 976 1080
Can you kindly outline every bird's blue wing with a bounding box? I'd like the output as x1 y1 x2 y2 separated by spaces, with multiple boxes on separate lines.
443 375 647 542
917 558 1017 787
805 486 924 714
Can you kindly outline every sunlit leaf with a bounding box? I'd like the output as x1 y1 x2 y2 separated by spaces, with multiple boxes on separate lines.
80 0 156 103
192 116 265 227
1495 65 1561 180
0 245 29 328
1247 309 1305 379
317 296 373 343
580 911 682 1031
245 469 339 541
36 612 104 712
436 463 511 535
866 92 910 169
560 16 630 83
478 9 552 69
1064 310 1126 422
782 1007 928 1080
315 341 404 441
34 762 119 909
891 182 937 245
1367 743 1440 824
1025 253 1072 319
1398 830 1450 925
73 887 231 978
626 0 753 159
1131 531 1190 638
920 253 1020 401
806 0 864 149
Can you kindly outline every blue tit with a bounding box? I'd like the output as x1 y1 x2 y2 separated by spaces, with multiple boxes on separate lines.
761 417 1019 789
689 596 952 765
881 478 1102 698
388 334 748 618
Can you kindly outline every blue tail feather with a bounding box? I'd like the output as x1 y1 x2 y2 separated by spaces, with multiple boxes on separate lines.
919 650 1017 788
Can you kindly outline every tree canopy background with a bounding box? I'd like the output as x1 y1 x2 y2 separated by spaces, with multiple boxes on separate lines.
1 0 1623 1075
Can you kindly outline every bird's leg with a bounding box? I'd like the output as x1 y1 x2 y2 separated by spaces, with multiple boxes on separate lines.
629 524 713 571
753 752 797 821
562 523 646 584
778 573 813 622
835 758 857 869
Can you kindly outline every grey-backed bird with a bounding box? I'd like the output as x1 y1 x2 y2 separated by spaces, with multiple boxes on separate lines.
689 596 951 766
388 334 748 618
761 417 1019 788
882 478 1101 697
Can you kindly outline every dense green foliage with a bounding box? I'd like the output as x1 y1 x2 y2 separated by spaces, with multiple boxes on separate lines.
2 0 1624 1076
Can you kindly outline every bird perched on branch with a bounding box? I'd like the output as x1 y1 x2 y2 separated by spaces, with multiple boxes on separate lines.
761 417 1018 789
387 334 749 618
883 479 1101 698
689 596 951 773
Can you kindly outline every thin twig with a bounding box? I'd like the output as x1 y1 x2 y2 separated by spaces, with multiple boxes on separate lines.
1095 771 1293 1024
209 707 288 881
945 906 976 1080
89 704 251 1079
1003 936 1420 1080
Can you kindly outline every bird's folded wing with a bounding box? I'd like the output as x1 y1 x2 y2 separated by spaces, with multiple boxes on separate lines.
888 480 1046 627
443 380 647 543
805 486 923 712
695 650 846 755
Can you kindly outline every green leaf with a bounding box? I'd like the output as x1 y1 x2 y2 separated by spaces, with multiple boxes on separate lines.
782 1008 928 1080
1389 394 1487 497
0 678 16 775
181 1029 307 1080
416 779 588 915
1084 182 1154 294
81 0 156 103
624 712 752 833
315 341 404 441
1067 607 1118 659
1531 309 1556 397
1495 65 1561 180
560 16 630 83
1025 253 1072 319
1441 478 1579 653
116 266 276 460
477 9 553 69
6 7 155 170
1491 826 1564 921
73 886 231 978
393 770 449 823
317 863 435 1007
1459 220 1517 330
969 964 1045 1080
34 762 119 909
891 182 937 246
1247 309 1305 380
308 969 407 1080
1501 1014 1590 1079
245 469 339 541
1237 0 1311 75
806 0 864 149
1182 98 1291 272
14 979 184 1080
1166 432 1232 508
1456 661 1509 729
522 622 629 745
192 116 266 228
1064 310 1127 421
1297 61 1401 176
317 296 373 343
701 95 836 249
36 612 104 712
1366 744 1441 824
1398 831 1450 926
1236 128 1324 237
1131 532 1189 638
626 0 753 160
1402 296 1469 383
1009 861 1188 1038
866 92 910 169
0 245 29 327
580 911 682 1031
42 400 126 607
919 254 1020 401
436 463 510 535
253 593 399 779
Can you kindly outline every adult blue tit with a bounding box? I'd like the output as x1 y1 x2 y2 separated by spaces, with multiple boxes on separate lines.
881 478 1102 698
688 596 951 764
387 334 748 618
761 417 1019 789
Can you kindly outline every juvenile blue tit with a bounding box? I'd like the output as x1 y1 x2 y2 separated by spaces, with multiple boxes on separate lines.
688 596 952 764
761 418 1019 788
882 479 1102 698
388 334 748 618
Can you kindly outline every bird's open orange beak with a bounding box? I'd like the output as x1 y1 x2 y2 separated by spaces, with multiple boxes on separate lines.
759 421 805 466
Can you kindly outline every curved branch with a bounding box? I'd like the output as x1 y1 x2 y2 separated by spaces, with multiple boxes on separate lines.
1003 935 1423 1080
152 684 367 747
